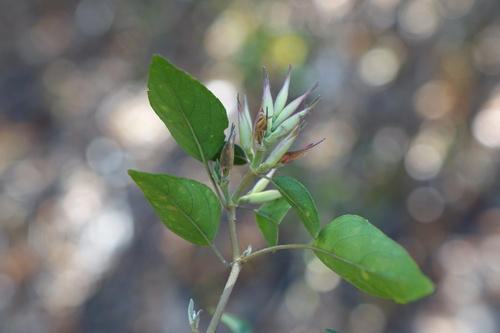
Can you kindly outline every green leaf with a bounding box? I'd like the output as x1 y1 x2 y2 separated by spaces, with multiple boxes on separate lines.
211 142 248 165
147 55 228 162
220 313 252 333
128 170 220 246
324 330 339 333
313 215 435 304
271 176 320 238
255 197 291 246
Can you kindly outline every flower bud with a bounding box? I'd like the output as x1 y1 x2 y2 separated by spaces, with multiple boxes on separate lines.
265 109 308 145
248 169 276 194
278 138 325 166
239 190 282 204
261 68 274 135
238 95 254 160
256 127 299 173
220 124 236 182
253 107 268 150
272 82 319 130
273 65 292 118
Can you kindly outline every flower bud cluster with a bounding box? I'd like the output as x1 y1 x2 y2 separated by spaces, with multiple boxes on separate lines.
237 66 324 174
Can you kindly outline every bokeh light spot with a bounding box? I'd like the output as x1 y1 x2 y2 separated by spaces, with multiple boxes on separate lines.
285 281 320 319
206 79 238 116
349 303 386 333
75 0 114 36
399 0 440 40
358 47 400 87
407 187 445 222
405 143 443 180
305 257 341 292
270 34 309 68
204 10 253 60
474 25 500 74
372 126 408 163
472 92 500 148
413 80 454 119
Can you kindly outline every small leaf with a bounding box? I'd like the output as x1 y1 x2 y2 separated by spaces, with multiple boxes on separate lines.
255 197 291 246
148 55 228 162
324 329 339 333
129 170 220 246
220 313 252 333
211 142 248 165
271 176 320 238
313 215 435 304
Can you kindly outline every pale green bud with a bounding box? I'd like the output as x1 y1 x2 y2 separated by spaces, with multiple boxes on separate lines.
257 127 299 173
262 68 274 136
273 65 292 118
238 95 254 160
248 169 276 194
239 190 282 204
272 82 319 130
265 109 308 145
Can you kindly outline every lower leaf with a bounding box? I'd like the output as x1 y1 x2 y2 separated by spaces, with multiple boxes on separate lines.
255 197 291 246
313 215 435 304
128 170 220 246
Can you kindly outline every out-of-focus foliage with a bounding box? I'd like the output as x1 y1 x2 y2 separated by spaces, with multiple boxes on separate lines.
1 0 499 332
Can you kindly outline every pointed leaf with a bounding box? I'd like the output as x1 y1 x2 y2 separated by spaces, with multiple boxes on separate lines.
313 215 435 304
220 313 252 333
271 176 320 238
255 197 291 246
129 170 220 246
147 55 228 162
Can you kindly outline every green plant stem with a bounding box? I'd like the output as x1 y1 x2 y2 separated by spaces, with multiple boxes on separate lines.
206 260 243 333
227 205 240 260
231 169 256 202
250 149 265 171
203 161 226 206
241 244 338 263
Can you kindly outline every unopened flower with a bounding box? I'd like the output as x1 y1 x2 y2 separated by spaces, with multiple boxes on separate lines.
272 83 319 131
238 95 254 160
273 65 292 118
256 126 300 173
220 124 236 183
253 107 269 150
239 190 282 204
277 138 325 166
262 68 274 135
248 169 276 194
264 108 308 145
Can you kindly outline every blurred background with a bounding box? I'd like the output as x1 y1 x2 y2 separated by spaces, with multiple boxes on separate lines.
1 0 500 332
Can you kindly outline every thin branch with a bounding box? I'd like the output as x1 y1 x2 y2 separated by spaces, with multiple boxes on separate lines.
231 169 256 202
227 205 240 260
205 260 243 333
241 244 337 263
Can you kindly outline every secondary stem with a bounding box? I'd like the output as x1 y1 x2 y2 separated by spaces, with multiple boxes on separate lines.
227 205 240 260
241 244 336 263
231 169 256 202
205 260 243 333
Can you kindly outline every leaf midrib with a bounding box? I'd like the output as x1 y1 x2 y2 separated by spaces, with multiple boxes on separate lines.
154 75 210 164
